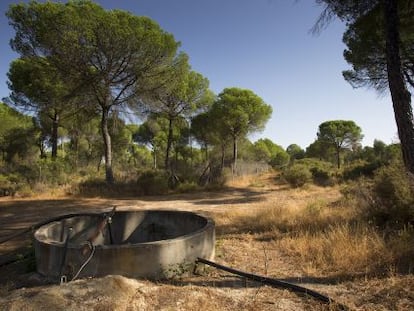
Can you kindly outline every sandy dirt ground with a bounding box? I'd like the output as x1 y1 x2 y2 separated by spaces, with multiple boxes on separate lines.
0 178 412 310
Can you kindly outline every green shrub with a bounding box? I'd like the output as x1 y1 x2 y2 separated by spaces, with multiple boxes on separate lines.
176 181 200 193
136 170 169 195
36 158 72 185
75 177 142 197
310 167 335 186
342 160 381 180
288 158 336 187
283 164 312 188
346 161 414 229
76 178 112 197
0 173 26 196
369 162 414 227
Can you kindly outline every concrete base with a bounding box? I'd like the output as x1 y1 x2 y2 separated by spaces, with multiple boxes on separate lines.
34 210 215 280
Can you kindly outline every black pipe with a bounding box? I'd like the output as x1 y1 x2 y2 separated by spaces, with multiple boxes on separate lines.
196 257 350 311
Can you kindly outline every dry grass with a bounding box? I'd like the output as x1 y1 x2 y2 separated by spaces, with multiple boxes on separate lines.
216 190 411 278
279 224 390 276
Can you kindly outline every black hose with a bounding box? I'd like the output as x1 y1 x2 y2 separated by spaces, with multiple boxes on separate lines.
196 257 350 311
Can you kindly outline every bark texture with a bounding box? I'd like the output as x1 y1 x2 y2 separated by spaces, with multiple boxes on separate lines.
384 0 414 175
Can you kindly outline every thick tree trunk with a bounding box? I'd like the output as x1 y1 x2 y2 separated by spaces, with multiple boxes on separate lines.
101 107 114 184
51 112 59 159
165 118 173 170
384 0 414 175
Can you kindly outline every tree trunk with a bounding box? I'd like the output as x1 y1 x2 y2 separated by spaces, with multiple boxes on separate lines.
165 118 173 170
51 111 59 159
384 0 414 175
153 147 157 170
336 147 341 169
204 143 209 162
101 107 114 184
221 143 226 170
71 129 79 169
232 136 238 171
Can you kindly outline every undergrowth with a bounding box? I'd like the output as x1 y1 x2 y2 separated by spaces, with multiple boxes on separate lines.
223 191 413 277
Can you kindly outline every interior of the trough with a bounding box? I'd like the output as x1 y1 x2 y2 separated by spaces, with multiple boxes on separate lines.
33 210 215 280
36 211 210 245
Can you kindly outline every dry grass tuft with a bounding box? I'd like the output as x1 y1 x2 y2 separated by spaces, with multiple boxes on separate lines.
279 224 391 276
225 174 264 188
216 193 410 277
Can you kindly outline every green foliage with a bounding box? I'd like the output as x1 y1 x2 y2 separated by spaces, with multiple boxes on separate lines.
211 88 272 167
136 170 169 195
347 161 414 229
140 52 211 170
0 173 20 196
342 0 414 91
7 0 180 183
283 164 312 188
213 88 272 137
2 125 40 164
0 102 39 163
317 120 363 168
310 167 334 186
342 160 381 180
191 111 219 158
75 178 134 197
269 150 290 168
175 181 200 193
316 0 414 176
286 144 305 161
35 158 72 185
370 162 414 227
252 138 289 166
305 139 335 161
293 158 336 186
343 140 402 180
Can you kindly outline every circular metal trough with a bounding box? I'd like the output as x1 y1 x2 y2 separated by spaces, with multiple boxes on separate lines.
33 210 215 280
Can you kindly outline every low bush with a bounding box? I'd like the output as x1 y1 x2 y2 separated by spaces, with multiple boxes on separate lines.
136 170 169 195
310 167 335 186
0 173 20 196
367 161 414 228
176 181 200 193
288 158 336 187
283 164 311 188
342 160 381 180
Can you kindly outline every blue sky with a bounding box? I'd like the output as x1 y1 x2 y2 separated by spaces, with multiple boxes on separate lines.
0 0 398 149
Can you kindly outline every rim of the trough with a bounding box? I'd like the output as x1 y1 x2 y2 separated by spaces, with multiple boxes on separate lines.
33 209 215 248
